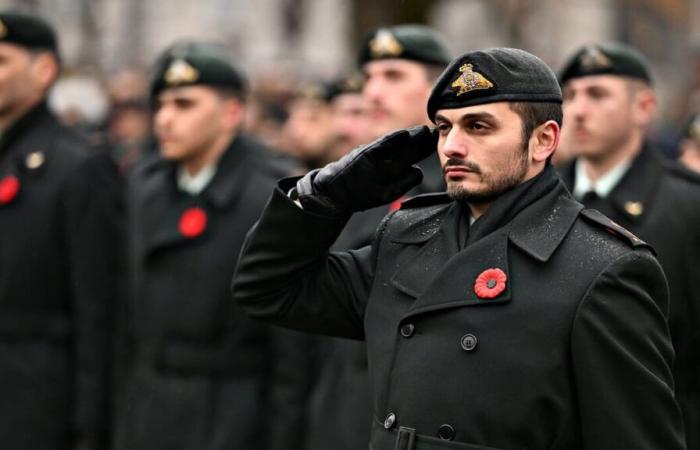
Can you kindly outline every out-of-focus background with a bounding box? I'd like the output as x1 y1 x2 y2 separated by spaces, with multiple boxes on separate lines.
4 0 700 149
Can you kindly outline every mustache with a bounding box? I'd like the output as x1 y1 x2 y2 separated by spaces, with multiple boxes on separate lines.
443 158 481 174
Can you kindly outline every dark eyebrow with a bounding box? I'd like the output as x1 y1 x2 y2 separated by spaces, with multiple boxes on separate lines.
434 111 498 123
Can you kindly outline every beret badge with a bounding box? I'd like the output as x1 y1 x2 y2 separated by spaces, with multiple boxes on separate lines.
369 30 403 58
451 64 493 96
164 59 200 86
578 46 612 71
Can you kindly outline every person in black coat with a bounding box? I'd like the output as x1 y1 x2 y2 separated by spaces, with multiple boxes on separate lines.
557 43 700 450
0 11 121 450
232 48 686 450
114 41 302 450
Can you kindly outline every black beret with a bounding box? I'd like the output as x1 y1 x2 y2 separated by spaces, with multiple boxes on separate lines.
150 41 247 100
0 11 57 54
427 48 562 123
358 24 452 67
326 74 364 101
559 43 652 85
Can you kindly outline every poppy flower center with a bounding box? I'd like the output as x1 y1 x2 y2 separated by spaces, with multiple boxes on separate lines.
486 279 497 289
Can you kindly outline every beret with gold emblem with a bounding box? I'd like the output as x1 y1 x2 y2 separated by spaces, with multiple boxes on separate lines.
558 43 652 85
150 40 247 100
427 47 562 123
358 24 452 67
0 10 57 54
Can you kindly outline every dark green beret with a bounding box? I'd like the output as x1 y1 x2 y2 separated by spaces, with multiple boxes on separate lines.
558 43 652 85
427 48 562 123
358 24 452 67
150 41 247 100
0 11 57 54
326 73 364 100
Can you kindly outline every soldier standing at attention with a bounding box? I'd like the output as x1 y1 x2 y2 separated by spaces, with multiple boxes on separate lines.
0 11 121 450
233 47 686 450
558 43 700 450
115 41 300 450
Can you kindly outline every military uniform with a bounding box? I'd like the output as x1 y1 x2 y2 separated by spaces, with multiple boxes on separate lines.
558 43 700 450
114 41 303 450
232 48 685 450
0 12 121 450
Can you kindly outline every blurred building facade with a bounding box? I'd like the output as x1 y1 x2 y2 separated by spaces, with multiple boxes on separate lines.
2 0 700 127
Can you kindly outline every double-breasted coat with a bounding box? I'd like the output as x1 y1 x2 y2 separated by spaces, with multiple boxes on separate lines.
232 166 686 450
115 134 304 450
559 145 700 450
0 102 122 449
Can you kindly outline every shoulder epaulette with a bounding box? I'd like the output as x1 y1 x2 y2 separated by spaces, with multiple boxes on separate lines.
580 209 655 254
399 192 451 210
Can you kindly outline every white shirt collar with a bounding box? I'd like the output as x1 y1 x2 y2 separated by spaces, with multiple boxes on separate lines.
177 165 217 195
573 158 632 200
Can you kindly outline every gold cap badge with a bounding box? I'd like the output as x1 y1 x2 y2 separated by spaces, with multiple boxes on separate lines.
624 201 644 217
164 59 199 86
0 19 6 39
25 151 45 170
579 47 612 71
451 64 494 96
369 30 403 59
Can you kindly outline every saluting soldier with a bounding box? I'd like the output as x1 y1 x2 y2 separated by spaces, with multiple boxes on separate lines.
557 43 700 450
232 48 686 450
0 11 121 450
115 41 301 450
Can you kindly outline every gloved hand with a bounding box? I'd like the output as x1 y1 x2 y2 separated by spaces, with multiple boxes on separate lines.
295 125 437 215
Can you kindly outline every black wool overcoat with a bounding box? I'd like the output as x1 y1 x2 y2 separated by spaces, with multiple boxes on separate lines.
232 168 686 450
559 145 700 450
115 134 303 450
0 102 122 450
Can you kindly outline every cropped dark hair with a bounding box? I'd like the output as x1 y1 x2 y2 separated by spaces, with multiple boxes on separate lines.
509 102 563 143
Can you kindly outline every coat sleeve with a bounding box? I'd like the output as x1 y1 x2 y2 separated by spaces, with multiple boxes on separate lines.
231 178 381 340
571 250 686 450
60 150 123 447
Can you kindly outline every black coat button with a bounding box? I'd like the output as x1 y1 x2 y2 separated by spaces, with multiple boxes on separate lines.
460 333 478 351
384 412 396 429
438 423 455 440
400 323 415 338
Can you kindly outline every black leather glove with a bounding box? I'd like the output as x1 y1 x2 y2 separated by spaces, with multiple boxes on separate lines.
295 125 437 215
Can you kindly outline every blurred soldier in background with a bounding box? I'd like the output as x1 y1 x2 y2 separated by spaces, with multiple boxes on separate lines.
558 42 700 450
327 74 371 163
678 112 700 174
115 40 301 450
0 11 121 450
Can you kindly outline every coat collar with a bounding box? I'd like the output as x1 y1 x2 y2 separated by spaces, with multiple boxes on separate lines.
139 134 253 255
390 173 581 319
560 143 662 224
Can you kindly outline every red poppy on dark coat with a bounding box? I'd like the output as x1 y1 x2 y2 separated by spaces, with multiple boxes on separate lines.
0 175 20 205
388 196 406 212
473 267 507 299
179 207 208 238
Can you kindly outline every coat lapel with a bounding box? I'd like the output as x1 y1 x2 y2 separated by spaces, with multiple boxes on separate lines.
606 145 662 225
394 179 581 320
202 135 251 210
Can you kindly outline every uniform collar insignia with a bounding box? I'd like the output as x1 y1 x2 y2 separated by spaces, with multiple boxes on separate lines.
0 20 6 39
578 46 612 71
164 59 199 86
369 30 403 58
451 64 494 96
624 201 644 216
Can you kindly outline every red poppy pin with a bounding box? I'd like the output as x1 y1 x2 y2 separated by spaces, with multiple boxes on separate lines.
388 196 406 212
0 175 20 205
179 207 208 238
474 268 507 299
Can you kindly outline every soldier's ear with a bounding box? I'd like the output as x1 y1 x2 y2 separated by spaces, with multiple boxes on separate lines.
631 86 656 127
529 120 559 164
29 52 59 92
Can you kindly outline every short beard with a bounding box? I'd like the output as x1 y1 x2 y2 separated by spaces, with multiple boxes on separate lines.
446 145 529 205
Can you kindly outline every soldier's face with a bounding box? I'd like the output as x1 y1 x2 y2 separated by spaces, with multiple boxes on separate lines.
435 102 534 204
329 92 371 159
154 86 237 163
362 59 433 138
0 43 43 120
561 75 654 161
